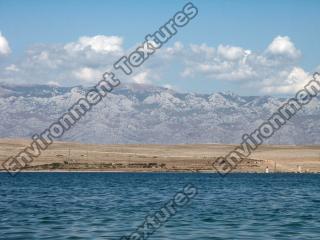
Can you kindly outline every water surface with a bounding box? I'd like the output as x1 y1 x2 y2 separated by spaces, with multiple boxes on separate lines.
1 173 320 239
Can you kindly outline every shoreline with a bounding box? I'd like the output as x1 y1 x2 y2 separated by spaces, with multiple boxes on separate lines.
1 169 320 174
1 139 320 174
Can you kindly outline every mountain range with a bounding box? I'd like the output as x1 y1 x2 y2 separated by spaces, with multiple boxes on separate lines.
0 82 319 145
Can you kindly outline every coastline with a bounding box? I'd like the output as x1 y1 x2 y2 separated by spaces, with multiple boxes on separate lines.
1 139 320 174
1 170 320 173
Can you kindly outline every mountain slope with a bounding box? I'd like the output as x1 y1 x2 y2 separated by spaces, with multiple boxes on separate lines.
0 82 319 144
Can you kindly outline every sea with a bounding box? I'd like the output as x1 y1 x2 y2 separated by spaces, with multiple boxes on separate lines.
1 172 320 239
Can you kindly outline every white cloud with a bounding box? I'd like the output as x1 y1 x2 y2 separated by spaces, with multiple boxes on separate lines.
163 84 173 89
64 35 123 54
189 43 215 59
48 81 61 86
0 32 11 56
163 41 184 57
1 35 318 95
0 35 124 86
260 67 310 94
37 51 49 61
5 64 19 72
132 71 151 84
266 36 301 59
181 44 255 81
73 67 101 82
217 45 250 61
171 36 315 94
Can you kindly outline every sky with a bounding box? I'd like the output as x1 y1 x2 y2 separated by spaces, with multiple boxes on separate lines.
0 0 319 96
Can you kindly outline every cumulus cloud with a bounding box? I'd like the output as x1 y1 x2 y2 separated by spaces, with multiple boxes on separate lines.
132 71 151 84
0 34 317 95
259 67 311 94
64 35 123 54
169 35 314 94
266 36 301 59
217 45 250 61
163 84 173 89
5 64 19 72
0 32 11 56
0 35 124 86
180 43 255 81
73 67 101 82
163 41 184 57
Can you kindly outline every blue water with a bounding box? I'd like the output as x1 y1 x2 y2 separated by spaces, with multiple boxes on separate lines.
1 173 320 240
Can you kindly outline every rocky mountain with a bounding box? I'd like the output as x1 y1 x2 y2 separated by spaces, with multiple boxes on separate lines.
0 82 319 144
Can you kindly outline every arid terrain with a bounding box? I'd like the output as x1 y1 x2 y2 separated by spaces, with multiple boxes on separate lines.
0 138 319 173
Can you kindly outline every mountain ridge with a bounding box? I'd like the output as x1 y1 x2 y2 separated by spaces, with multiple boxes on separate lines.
0 82 319 144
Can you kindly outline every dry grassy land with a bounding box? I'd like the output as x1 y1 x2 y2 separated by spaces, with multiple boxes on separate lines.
0 139 319 173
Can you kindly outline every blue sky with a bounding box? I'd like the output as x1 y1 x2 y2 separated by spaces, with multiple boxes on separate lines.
0 0 319 95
